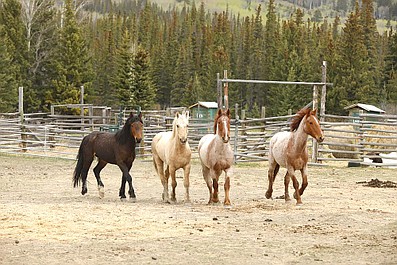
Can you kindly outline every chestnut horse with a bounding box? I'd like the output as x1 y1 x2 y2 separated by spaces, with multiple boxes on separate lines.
152 111 191 203
198 109 234 206
265 107 324 204
73 112 143 201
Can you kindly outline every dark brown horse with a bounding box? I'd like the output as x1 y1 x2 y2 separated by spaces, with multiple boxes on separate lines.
73 112 143 201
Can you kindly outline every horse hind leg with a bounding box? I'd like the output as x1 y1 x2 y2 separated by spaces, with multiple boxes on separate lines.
265 163 279 199
81 156 94 195
161 166 171 203
93 159 107 198
202 166 213 204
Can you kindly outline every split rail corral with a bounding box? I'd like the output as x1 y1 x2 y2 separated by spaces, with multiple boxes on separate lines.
1 110 396 167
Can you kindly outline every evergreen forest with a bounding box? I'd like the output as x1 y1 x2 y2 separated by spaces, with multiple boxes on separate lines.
1 0 397 116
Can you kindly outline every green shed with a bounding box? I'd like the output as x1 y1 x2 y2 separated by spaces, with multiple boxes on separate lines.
344 103 385 122
189 101 219 120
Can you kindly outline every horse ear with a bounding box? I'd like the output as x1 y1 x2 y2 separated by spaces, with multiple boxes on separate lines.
175 111 180 118
185 111 190 119
217 109 222 117
311 108 317 116
226 108 230 117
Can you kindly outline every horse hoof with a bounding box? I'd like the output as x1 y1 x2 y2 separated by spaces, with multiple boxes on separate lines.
224 204 232 209
120 197 127 202
265 191 272 199
130 197 137 203
296 201 303 206
98 187 105 199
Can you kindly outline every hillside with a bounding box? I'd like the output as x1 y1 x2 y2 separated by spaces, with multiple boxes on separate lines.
150 0 397 31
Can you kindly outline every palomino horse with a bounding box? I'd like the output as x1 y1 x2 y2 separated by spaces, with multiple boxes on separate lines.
73 112 143 201
198 109 234 206
265 107 324 204
152 111 192 203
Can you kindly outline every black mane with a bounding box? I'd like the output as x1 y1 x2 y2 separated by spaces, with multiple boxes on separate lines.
115 114 142 145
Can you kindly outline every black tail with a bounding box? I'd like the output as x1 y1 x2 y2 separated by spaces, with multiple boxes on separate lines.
73 137 86 187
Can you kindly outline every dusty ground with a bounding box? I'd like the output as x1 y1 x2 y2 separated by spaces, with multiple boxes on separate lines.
0 154 396 265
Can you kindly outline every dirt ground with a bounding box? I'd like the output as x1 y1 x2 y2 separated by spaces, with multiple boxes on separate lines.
0 154 396 265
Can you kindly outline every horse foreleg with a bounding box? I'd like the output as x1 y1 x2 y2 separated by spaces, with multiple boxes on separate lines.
93 159 107 198
212 177 219 203
299 167 308 196
290 172 302 204
224 175 231 206
183 164 191 203
170 166 177 203
159 165 170 203
118 163 136 201
265 163 279 199
284 172 291 201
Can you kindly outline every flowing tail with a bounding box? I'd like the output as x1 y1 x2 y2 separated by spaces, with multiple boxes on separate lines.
73 137 87 187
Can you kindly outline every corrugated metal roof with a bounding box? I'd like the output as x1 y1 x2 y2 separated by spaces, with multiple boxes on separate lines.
189 101 218 109
344 103 385 113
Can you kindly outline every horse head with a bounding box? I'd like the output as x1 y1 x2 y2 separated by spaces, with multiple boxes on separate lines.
303 108 324 143
128 112 143 143
174 111 189 145
214 109 231 143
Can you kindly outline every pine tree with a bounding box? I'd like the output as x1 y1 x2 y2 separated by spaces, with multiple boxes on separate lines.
0 0 28 109
132 46 156 110
51 0 92 111
113 28 135 109
330 3 374 114
0 26 18 112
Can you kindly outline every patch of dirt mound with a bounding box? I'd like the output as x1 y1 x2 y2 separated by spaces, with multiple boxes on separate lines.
357 178 397 188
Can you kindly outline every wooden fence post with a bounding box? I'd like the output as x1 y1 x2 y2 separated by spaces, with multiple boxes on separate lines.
19 87 27 152
217 73 222 110
234 103 239 163
261 106 266 132
312 85 319 163
223 70 229 110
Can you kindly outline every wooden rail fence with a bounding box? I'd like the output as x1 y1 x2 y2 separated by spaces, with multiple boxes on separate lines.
1 110 396 166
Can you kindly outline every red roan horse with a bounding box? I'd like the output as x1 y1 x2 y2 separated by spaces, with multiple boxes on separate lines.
265 107 324 204
73 113 143 201
198 109 234 207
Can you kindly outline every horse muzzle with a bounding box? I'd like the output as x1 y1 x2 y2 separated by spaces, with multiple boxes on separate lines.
222 137 230 143
317 136 324 143
180 138 187 145
135 137 142 144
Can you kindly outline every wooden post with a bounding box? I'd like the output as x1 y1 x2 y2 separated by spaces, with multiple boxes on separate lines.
320 61 327 122
312 85 319 163
80 86 84 131
89 106 93 131
19 87 27 152
261 106 266 132
241 109 246 145
234 103 239 163
223 70 229 110
217 73 222 110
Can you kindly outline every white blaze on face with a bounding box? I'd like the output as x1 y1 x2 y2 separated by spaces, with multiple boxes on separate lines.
223 120 228 139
